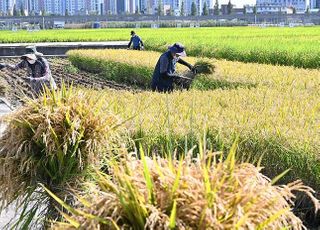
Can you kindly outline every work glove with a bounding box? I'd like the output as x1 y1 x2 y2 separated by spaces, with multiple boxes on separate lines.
0 63 7 70
191 66 198 74
141 46 145 50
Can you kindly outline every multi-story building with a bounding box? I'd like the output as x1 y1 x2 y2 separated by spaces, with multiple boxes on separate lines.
256 0 306 12
310 0 319 8
0 0 13 15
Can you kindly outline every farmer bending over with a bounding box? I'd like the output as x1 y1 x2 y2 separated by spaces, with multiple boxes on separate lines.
0 46 57 95
128 31 144 50
151 43 195 92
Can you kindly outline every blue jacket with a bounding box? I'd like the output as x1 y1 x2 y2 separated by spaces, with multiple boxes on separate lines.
151 51 178 92
128 35 144 49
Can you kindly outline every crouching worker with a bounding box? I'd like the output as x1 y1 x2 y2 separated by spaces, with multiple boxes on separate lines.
0 46 57 95
151 43 195 92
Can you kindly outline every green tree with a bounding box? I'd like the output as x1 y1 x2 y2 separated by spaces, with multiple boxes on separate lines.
168 8 174 15
180 1 185 16
65 9 69 16
157 0 163 15
305 6 310 14
227 0 233 14
191 1 197 16
135 5 139 14
243 5 246 14
13 4 19 16
214 0 219 15
202 2 209 15
292 7 296 14
253 5 257 14
20 5 25 16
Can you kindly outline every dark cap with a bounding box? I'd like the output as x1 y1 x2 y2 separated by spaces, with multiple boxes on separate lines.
130 30 135 35
169 43 186 56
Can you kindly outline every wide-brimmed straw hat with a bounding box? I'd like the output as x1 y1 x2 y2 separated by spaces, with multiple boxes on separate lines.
25 46 43 56
168 43 186 57
21 53 37 60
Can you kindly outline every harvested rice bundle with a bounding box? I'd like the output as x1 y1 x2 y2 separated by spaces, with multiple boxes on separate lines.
51 146 319 230
0 85 124 228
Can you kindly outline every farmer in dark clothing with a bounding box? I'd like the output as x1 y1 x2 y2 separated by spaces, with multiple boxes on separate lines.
151 43 195 92
0 46 57 95
128 31 144 50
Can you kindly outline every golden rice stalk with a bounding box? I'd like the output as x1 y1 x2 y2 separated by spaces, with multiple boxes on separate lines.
0 76 8 96
194 59 215 74
51 147 319 230
0 85 124 213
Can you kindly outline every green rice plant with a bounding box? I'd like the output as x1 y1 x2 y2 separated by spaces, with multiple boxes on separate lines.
0 84 124 228
1 27 320 68
68 52 152 88
49 144 319 229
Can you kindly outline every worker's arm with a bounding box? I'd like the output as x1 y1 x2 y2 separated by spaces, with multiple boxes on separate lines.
177 58 193 70
128 37 133 48
6 60 27 71
178 58 197 74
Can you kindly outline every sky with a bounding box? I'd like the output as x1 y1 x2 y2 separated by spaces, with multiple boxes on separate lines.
219 0 256 7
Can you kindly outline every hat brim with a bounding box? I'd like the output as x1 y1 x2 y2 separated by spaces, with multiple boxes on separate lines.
169 46 186 57
176 51 186 57
34 51 43 56
22 53 37 60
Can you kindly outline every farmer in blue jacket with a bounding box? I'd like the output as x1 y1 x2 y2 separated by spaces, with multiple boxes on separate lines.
151 43 195 92
128 31 144 50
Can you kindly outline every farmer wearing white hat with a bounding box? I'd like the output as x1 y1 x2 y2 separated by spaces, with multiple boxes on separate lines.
0 46 56 95
151 42 196 92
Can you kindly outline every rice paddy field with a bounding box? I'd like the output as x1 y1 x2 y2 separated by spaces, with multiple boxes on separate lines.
1 27 320 68
1 27 320 229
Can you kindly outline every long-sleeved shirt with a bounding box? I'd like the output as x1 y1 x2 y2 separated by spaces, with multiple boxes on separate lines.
151 51 192 92
128 35 144 49
8 57 57 94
